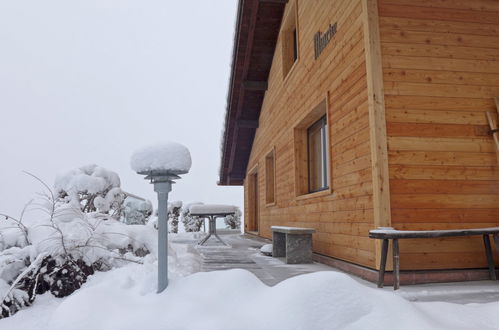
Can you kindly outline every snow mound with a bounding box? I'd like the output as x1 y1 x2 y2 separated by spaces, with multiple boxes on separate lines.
189 204 236 215
130 142 192 173
260 244 272 256
3 268 496 330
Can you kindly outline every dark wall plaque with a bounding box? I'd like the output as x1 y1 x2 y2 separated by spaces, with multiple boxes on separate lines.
314 23 338 59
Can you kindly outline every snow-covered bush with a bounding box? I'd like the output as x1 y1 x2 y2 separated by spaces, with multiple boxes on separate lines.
54 165 124 219
224 207 241 230
0 173 156 319
123 198 153 225
168 201 182 234
181 203 204 232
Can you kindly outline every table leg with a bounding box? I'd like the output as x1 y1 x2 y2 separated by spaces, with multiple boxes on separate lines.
200 216 229 246
377 239 389 288
483 234 496 280
213 232 229 246
393 238 400 290
198 233 211 245
198 217 213 245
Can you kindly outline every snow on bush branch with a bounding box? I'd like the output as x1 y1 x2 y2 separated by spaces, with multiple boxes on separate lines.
54 165 124 218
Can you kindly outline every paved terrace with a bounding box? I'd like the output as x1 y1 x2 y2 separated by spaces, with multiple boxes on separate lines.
170 230 499 304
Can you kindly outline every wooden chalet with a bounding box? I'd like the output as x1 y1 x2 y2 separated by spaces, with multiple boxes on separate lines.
219 0 499 284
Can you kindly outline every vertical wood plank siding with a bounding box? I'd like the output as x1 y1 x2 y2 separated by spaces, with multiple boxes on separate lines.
244 0 377 268
379 0 499 270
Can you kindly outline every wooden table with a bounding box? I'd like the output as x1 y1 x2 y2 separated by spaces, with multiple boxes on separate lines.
369 227 499 290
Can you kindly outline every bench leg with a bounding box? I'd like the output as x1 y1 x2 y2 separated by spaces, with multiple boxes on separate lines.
393 238 400 290
285 234 313 264
494 234 499 255
483 234 496 280
272 232 286 257
377 239 389 288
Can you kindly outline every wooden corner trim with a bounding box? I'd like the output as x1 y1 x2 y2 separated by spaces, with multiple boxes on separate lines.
361 0 391 232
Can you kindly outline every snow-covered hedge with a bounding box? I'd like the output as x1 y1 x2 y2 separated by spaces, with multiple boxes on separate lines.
168 201 182 234
181 203 204 232
123 199 153 225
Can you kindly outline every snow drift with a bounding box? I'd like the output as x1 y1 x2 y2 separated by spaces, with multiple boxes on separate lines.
2 265 498 330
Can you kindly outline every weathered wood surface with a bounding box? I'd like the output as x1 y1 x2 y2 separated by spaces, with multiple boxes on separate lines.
243 0 377 269
379 0 499 270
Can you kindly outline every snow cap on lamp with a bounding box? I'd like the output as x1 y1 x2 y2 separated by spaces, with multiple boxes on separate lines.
130 141 192 175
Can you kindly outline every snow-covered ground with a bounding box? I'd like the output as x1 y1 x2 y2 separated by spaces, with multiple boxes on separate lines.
1 233 499 330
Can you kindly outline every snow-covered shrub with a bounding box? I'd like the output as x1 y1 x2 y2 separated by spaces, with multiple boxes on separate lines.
168 201 182 234
123 198 153 225
181 203 204 232
224 207 242 230
0 174 157 319
54 165 124 218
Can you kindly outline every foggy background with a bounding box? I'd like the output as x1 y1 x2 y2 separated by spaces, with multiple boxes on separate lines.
0 0 243 217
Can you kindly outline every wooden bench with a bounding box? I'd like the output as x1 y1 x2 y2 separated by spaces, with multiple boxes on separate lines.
369 227 499 290
271 226 316 264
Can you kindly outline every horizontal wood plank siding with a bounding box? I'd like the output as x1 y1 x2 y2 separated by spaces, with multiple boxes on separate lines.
244 0 376 268
379 0 499 270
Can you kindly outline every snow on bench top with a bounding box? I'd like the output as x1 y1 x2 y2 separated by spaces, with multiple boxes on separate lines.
189 204 237 215
369 226 499 238
130 142 191 173
271 226 316 234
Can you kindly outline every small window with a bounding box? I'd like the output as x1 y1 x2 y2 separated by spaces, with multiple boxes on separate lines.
292 28 298 62
265 149 276 204
307 116 328 193
281 2 298 78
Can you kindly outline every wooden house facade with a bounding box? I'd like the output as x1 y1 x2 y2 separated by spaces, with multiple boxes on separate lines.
219 0 499 283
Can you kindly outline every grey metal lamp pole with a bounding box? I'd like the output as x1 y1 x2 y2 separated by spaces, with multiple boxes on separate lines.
138 170 187 293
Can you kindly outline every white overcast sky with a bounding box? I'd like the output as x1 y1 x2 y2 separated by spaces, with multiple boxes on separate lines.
0 0 242 217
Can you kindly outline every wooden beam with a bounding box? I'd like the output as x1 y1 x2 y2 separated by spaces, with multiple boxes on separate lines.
242 80 268 91
229 0 260 178
237 119 259 128
362 0 392 269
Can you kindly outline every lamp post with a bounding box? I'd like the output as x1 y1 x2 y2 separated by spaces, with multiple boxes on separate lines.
137 169 187 293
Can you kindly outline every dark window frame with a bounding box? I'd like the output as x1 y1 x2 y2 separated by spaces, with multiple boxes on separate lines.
307 115 329 193
292 28 298 63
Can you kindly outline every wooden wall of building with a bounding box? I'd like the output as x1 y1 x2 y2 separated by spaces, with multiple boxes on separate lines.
378 0 499 269
244 0 377 268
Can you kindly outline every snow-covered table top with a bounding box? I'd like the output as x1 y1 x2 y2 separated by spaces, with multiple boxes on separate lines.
189 204 237 216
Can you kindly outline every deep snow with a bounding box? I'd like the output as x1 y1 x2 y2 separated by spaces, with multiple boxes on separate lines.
1 234 499 330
